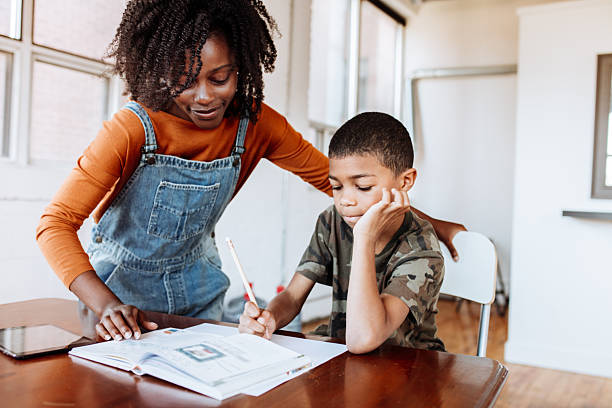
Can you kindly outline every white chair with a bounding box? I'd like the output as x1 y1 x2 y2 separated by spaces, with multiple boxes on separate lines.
438 231 497 357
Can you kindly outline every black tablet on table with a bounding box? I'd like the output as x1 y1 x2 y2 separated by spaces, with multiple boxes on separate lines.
0 324 93 359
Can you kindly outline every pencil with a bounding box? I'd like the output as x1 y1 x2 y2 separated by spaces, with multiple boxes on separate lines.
225 237 259 309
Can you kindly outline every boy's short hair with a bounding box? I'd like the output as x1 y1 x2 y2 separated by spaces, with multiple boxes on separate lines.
328 112 414 175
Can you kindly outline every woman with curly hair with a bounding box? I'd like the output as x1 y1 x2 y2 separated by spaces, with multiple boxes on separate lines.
36 0 464 341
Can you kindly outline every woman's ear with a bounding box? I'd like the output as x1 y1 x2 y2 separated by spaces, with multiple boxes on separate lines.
400 168 417 192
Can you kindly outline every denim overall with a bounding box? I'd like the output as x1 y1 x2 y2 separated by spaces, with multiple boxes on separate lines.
86 101 248 320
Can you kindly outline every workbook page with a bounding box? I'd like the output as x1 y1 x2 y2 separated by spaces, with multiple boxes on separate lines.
187 324 348 396
138 330 307 385
69 332 171 371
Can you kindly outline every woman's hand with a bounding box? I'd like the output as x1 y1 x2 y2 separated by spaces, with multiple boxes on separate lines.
411 208 467 261
96 302 158 341
69 271 157 341
430 219 467 261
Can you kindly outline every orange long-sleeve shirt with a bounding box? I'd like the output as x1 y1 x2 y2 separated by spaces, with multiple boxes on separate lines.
36 103 332 288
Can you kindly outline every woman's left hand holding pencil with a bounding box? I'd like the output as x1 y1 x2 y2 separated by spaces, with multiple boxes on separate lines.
238 302 277 340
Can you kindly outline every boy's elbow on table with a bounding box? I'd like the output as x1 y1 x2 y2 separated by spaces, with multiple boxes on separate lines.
345 331 384 354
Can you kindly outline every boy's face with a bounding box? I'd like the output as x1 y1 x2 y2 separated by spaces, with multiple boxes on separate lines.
329 154 415 228
168 33 238 130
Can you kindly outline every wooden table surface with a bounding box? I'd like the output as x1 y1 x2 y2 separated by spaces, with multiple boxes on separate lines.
0 298 508 407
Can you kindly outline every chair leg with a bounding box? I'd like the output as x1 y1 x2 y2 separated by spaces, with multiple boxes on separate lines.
495 292 509 316
477 304 491 357
494 263 508 316
455 297 464 312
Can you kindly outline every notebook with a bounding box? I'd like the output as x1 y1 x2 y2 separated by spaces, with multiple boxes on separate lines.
69 326 312 400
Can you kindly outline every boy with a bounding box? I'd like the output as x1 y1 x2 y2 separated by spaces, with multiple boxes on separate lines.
239 112 445 353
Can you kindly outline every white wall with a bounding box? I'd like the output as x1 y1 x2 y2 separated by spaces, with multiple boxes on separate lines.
404 0 562 297
0 163 88 303
505 0 612 378
216 0 331 319
214 0 293 307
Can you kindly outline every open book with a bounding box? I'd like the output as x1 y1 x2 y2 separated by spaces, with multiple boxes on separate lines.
69 326 312 400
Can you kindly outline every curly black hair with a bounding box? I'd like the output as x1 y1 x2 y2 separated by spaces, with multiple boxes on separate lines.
106 0 278 121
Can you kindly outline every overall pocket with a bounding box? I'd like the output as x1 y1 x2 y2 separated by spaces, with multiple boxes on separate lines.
148 180 220 241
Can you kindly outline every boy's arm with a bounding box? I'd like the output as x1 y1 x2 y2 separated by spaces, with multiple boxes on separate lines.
239 274 315 338
346 237 410 354
347 249 443 354
240 210 332 339
346 188 411 354
268 273 316 328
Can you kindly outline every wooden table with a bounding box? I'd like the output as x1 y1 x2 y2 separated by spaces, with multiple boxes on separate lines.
0 299 508 407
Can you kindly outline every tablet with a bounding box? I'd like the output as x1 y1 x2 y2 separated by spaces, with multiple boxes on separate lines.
0 324 93 359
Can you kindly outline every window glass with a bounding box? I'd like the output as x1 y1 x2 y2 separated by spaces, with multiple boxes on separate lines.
308 0 350 127
33 0 124 60
608 97 612 156
593 55 612 197
0 0 11 38
29 61 107 161
358 1 399 115
0 52 9 156
0 0 20 39
607 85 612 185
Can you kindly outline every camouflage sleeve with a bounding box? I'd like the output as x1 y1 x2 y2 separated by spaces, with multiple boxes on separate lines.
383 255 444 326
295 212 333 286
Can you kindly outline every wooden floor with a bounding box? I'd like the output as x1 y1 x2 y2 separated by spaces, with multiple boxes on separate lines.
302 298 612 407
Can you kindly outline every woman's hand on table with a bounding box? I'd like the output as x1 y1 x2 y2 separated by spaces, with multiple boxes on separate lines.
96 302 158 341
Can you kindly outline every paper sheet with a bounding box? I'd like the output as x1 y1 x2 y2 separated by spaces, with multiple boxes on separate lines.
188 324 347 396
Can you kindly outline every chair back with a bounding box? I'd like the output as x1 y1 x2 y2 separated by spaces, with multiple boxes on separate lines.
438 231 497 357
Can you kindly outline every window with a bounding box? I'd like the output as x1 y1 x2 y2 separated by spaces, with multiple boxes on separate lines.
592 54 612 199
0 0 125 163
0 0 21 39
358 0 404 116
33 0 123 60
308 0 350 129
308 0 405 153
29 60 109 161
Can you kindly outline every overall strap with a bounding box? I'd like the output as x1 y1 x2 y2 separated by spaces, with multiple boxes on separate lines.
231 116 249 157
124 101 158 162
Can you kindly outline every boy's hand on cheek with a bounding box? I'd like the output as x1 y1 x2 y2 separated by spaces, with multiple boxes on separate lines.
353 188 410 243
238 301 277 340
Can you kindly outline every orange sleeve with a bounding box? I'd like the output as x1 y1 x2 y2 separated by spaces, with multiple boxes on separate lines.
35 110 143 288
260 107 332 196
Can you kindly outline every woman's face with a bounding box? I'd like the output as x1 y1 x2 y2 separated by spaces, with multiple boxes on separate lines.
168 33 238 130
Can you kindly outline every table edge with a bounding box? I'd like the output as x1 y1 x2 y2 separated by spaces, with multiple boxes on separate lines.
480 361 510 408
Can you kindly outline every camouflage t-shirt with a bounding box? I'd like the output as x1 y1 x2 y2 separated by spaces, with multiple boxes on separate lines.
297 205 446 351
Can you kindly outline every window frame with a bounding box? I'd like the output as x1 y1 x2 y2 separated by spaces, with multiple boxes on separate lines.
0 0 123 165
0 50 13 157
355 0 405 117
591 53 612 199
310 0 406 151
